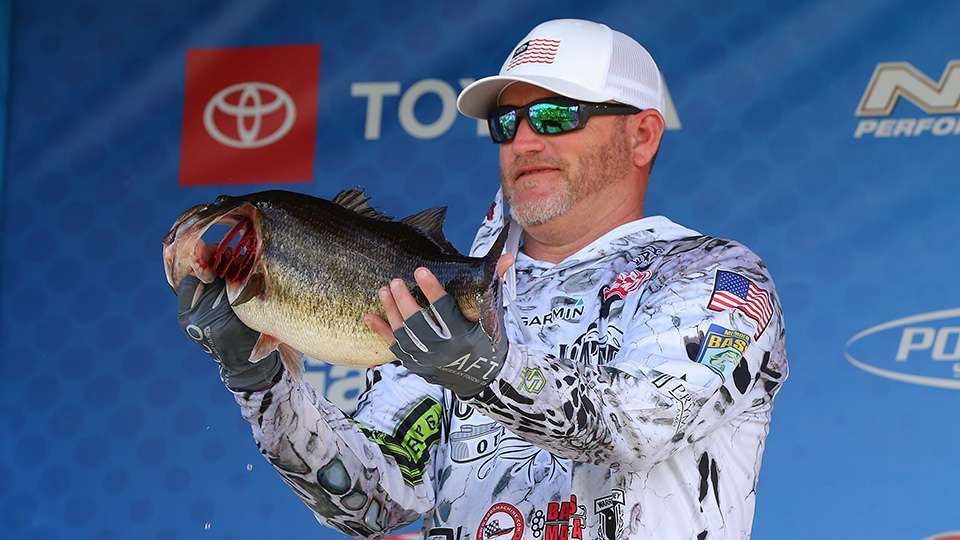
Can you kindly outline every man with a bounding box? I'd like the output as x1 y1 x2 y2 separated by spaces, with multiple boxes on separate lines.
178 19 788 539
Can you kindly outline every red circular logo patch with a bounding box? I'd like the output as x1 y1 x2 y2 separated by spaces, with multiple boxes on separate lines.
476 502 524 540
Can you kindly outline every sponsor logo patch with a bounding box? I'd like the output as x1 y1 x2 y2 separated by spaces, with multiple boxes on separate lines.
357 397 441 485
651 373 696 432
544 494 585 540
558 323 623 364
594 490 625 540
696 325 751 381
448 422 501 464
521 298 585 326
530 509 546 538
602 269 652 301
518 367 546 395
477 502 524 540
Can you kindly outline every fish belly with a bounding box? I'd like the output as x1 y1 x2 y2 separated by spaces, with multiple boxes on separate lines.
232 290 393 368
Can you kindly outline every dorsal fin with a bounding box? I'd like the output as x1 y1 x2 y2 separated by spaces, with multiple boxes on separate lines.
331 188 392 221
401 206 460 255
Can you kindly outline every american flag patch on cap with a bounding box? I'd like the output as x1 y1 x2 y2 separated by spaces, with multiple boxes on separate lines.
506 38 560 70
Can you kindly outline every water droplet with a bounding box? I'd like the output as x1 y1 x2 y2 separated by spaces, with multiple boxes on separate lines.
203 521 212 530
246 463 253 471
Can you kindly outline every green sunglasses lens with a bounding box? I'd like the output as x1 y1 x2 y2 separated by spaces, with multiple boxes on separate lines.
495 110 517 141
488 101 585 142
529 102 580 134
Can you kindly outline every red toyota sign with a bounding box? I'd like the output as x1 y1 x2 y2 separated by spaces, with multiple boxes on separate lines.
179 44 319 186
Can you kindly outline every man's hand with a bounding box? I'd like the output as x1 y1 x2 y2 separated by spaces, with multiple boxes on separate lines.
364 257 514 398
177 276 282 392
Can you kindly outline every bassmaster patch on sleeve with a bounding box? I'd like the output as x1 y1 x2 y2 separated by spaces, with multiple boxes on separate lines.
356 397 442 486
696 324 752 381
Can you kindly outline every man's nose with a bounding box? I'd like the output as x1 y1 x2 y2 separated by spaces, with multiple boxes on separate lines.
509 117 545 153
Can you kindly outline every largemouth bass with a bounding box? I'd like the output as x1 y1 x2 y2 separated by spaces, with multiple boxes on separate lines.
163 189 508 375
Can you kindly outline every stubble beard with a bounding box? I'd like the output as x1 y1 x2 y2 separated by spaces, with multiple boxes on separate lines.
502 127 631 228
502 159 575 227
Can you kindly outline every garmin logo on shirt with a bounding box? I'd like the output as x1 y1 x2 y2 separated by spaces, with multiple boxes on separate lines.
521 298 585 327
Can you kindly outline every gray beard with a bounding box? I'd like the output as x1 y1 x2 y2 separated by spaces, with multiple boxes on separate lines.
507 180 575 227
504 130 630 228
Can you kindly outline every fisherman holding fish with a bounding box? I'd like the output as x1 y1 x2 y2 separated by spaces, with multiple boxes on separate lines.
174 19 788 539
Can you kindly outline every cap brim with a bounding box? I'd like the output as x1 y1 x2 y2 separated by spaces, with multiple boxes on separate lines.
457 74 612 119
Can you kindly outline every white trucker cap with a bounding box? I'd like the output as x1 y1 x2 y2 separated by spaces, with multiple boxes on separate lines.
457 19 665 119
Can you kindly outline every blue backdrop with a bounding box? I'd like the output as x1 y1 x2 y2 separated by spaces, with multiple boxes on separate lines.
0 0 9 201
1 1 958 539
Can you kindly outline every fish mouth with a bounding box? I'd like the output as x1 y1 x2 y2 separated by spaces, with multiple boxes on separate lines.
162 197 261 295
210 215 258 283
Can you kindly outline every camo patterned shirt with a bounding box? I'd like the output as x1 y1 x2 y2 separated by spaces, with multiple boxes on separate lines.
233 191 789 540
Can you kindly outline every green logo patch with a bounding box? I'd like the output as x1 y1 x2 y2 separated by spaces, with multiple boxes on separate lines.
519 367 546 394
357 397 441 486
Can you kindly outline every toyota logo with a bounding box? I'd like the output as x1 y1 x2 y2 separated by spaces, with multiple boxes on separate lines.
203 82 296 149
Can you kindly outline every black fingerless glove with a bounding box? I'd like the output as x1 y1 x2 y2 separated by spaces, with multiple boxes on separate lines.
177 276 282 392
389 295 506 398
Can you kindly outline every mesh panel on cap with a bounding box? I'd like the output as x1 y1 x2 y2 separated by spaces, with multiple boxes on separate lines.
607 30 665 112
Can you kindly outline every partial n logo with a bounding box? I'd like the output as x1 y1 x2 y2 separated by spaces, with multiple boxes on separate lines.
853 60 960 138
857 60 960 116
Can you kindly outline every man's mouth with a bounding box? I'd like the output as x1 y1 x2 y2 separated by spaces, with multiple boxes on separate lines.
514 165 560 181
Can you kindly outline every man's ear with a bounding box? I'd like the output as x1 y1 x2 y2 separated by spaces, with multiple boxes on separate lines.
627 110 665 169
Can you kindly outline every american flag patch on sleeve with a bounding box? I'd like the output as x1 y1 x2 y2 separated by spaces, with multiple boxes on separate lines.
707 270 774 338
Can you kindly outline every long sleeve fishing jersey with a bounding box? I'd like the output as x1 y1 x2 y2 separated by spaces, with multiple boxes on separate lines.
232 193 789 540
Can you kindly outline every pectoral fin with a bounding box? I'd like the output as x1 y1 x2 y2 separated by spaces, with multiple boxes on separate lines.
247 335 303 381
249 333 281 364
277 343 303 379
230 272 265 307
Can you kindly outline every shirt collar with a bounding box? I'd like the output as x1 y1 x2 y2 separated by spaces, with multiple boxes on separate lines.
515 215 701 273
